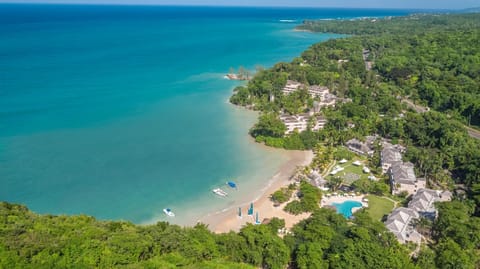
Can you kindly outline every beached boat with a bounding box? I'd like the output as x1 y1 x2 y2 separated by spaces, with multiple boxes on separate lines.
163 208 175 217
226 181 237 189
213 188 228 197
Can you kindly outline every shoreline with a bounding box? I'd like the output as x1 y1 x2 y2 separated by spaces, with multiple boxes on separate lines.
293 28 313 33
199 149 314 233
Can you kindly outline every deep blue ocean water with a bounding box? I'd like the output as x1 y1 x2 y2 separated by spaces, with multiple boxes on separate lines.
0 4 410 224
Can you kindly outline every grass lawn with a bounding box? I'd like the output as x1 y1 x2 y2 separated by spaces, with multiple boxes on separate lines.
365 195 396 221
326 157 370 185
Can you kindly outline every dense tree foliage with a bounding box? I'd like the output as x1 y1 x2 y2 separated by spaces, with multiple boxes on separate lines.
250 113 286 138
270 184 296 205
0 202 289 269
297 13 480 35
284 181 322 215
286 208 416 269
1 202 421 269
414 200 480 268
351 178 389 195
298 14 480 127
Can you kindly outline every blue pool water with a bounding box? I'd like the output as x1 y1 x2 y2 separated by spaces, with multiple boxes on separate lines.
332 200 363 218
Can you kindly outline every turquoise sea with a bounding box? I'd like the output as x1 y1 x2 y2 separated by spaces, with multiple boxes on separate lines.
0 5 410 224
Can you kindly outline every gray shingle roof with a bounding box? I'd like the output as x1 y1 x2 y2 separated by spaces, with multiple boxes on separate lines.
384 186 452 244
381 147 402 165
346 138 374 155
385 207 419 235
390 162 416 184
408 188 440 212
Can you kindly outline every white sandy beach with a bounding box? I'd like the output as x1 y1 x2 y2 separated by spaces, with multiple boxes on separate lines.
200 149 314 233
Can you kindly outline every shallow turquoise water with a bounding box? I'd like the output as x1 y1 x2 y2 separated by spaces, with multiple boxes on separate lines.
332 200 363 218
0 5 410 224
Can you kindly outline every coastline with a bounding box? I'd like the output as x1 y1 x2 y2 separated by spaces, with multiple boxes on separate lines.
293 28 313 33
199 149 314 233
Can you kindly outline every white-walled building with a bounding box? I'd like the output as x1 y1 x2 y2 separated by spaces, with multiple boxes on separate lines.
282 80 338 107
280 113 327 135
282 80 304 95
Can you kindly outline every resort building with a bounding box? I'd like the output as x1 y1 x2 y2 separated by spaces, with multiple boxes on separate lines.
389 162 425 196
385 207 422 244
313 116 328 131
308 85 330 99
282 80 338 107
380 144 403 174
362 49 373 71
380 141 424 196
282 80 304 95
346 136 377 156
280 113 327 135
385 188 452 244
308 170 328 190
408 188 452 219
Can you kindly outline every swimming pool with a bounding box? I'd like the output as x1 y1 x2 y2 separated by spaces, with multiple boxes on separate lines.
331 200 363 218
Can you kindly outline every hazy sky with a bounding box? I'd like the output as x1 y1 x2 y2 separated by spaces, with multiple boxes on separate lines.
0 0 478 9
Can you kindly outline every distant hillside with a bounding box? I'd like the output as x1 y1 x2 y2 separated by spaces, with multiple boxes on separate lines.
296 13 480 35
459 7 480 13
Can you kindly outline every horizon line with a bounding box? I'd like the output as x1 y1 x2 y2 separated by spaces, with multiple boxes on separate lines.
0 2 456 11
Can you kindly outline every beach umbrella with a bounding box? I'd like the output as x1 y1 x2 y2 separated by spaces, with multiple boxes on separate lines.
248 203 254 215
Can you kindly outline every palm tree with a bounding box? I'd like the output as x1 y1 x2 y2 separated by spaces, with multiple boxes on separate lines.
238 66 246 80
329 176 344 192
290 166 306 182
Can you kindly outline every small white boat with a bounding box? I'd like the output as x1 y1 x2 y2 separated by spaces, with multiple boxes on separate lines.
213 188 228 197
163 208 175 217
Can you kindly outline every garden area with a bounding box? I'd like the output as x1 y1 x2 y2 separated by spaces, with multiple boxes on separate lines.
325 156 372 186
364 195 396 221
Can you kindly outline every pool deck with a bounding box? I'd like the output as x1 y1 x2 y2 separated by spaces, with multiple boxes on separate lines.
321 194 368 215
